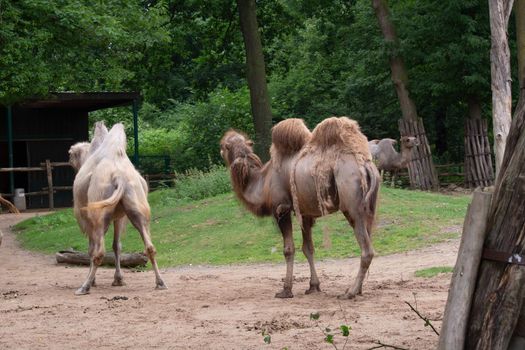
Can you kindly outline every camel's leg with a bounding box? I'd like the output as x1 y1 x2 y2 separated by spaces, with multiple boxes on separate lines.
76 230 105 295
301 216 321 294
338 214 374 300
112 217 126 286
391 171 397 187
275 212 295 298
127 210 167 290
89 239 97 287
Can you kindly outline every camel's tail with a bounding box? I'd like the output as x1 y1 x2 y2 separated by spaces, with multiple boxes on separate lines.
0 195 20 214
84 177 125 211
362 161 380 235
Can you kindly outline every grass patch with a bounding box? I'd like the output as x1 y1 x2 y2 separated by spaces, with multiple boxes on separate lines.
415 266 454 278
14 187 470 267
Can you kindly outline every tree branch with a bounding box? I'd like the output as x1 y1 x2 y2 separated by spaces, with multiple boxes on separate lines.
367 340 410 350
404 301 440 336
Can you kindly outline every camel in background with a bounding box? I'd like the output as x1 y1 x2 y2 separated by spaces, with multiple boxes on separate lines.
221 117 380 299
69 122 166 295
368 136 419 185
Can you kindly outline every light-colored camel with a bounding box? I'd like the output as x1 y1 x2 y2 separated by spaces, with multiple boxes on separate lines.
69 122 166 295
221 117 380 299
368 136 418 184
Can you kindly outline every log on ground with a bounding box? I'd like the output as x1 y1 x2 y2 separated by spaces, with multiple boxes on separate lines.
56 249 148 267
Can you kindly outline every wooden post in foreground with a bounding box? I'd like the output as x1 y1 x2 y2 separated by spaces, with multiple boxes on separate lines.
465 89 525 350
438 189 493 350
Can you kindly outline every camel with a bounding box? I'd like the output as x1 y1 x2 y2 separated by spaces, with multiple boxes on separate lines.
220 117 380 299
69 121 166 295
368 136 419 185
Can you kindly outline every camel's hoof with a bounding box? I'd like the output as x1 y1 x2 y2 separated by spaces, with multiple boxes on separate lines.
112 280 126 287
275 289 294 298
155 281 168 290
337 293 355 300
305 284 321 295
75 287 90 296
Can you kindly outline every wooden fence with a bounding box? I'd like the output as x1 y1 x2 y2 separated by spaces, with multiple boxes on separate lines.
387 163 467 188
0 162 177 210
0 160 71 209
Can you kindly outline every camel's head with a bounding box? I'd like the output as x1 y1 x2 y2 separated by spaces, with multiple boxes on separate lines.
400 136 419 149
68 142 90 172
220 130 254 166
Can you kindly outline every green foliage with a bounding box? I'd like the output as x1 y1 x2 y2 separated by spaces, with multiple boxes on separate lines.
0 0 170 104
140 86 253 171
2 0 513 169
14 187 469 269
150 165 231 204
310 312 320 321
340 325 350 337
309 311 351 349
262 331 271 344
415 266 454 278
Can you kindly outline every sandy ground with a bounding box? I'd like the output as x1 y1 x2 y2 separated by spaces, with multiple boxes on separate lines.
0 212 459 349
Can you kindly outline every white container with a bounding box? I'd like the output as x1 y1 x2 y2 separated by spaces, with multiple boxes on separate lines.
13 188 26 211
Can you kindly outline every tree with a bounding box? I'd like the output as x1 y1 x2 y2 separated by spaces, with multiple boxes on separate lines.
371 0 438 190
464 4 525 347
0 0 169 105
517 0 525 89
488 0 514 177
237 0 273 161
465 80 525 350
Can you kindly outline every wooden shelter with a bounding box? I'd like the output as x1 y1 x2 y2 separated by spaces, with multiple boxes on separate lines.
0 92 140 209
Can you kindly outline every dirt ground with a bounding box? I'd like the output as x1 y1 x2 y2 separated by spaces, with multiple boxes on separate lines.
0 212 459 349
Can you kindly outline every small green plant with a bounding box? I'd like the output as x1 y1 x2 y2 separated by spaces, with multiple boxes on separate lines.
310 311 351 350
414 266 453 278
262 330 271 344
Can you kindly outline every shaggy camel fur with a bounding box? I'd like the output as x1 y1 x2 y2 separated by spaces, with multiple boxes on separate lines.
221 117 380 299
368 137 419 185
69 122 166 295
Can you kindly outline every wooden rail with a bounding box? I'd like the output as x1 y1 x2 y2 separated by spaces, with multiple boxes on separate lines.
0 160 73 209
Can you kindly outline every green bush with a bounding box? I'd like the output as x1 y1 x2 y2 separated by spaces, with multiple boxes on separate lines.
149 165 231 206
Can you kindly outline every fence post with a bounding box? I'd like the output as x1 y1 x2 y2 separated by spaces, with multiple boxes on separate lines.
45 159 54 209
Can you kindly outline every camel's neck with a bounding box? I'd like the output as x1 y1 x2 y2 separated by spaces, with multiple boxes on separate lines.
229 153 272 217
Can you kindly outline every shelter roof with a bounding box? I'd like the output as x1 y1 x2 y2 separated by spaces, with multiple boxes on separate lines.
11 92 140 111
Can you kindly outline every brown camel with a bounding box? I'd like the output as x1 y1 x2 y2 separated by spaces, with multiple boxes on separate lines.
221 117 380 299
368 136 419 185
69 122 166 295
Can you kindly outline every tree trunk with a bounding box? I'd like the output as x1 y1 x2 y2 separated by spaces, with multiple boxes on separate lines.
371 0 418 122
465 88 525 350
464 97 494 188
517 0 525 89
510 2 525 346
434 107 447 157
371 0 438 190
237 0 272 162
489 0 514 178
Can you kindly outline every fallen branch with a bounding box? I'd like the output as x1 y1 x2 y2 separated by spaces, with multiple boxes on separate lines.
56 249 148 268
405 301 440 336
368 340 409 350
